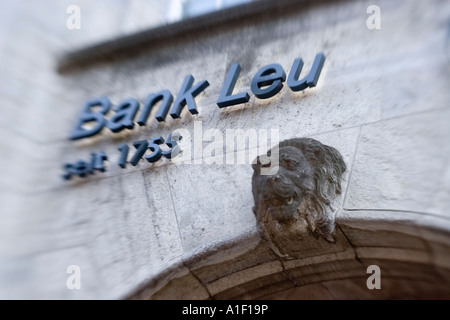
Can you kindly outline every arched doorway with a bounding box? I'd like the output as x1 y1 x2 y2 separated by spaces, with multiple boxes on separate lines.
128 210 450 299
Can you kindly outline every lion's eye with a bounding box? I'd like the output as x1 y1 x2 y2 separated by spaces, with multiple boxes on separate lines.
287 196 294 205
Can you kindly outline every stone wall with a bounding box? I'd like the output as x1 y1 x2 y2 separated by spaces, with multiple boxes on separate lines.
0 0 449 299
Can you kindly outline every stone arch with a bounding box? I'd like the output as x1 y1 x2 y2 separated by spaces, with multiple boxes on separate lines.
127 210 450 299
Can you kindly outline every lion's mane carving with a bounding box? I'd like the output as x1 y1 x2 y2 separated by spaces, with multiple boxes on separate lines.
252 138 346 251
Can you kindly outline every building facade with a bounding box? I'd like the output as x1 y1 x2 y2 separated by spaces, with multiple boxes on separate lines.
1 0 449 299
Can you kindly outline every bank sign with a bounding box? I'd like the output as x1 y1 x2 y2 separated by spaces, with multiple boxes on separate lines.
62 53 325 179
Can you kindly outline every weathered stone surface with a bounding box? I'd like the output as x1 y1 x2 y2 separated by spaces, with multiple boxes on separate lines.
188 235 279 285
232 279 295 300
263 277 450 300
2 170 184 299
166 161 256 252
416 215 450 271
357 259 441 285
355 247 431 265
263 223 352 260
285 259 365 287
151 271 210 300
283 247 356 270
344 109 450 218
206 260 283 296
130 261 187 299
319 278 375 300
337 210 428 250
0 246 102 300
1 0 450 299
259 282 335 300
380 48 449 119
213 271 293 300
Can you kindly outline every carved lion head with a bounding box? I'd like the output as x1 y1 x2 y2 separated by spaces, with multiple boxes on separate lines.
252 138 346 244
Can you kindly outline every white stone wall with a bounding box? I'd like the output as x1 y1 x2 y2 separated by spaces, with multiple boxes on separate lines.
0 0 449 299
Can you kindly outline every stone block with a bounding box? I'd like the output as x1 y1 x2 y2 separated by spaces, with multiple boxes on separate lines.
337 210 427 250
206 260 283 296
151 271 210 300
259 282 335 300
213 271 292 300
188 234 279 285
166 160 256 252
285 258 365 287
3 169 185 299
344 109 450 218
357 258 439 284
